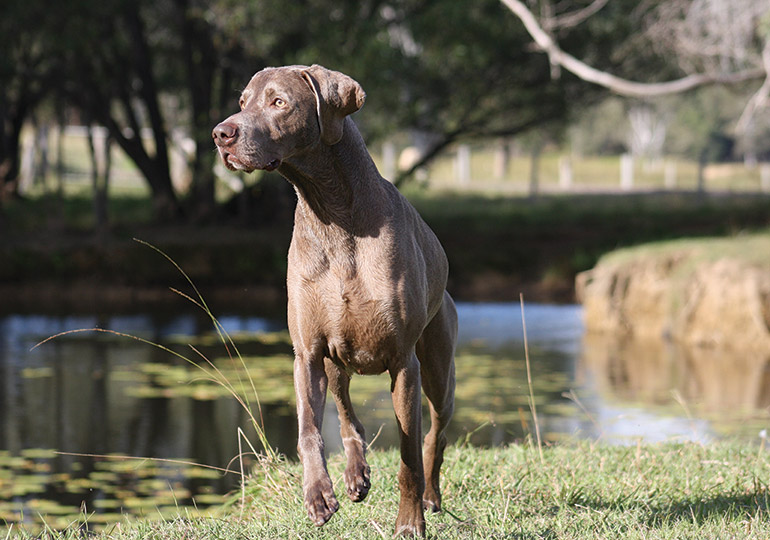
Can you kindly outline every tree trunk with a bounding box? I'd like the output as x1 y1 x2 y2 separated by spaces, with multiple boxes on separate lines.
33 122 50 191
394 133 460 187
122 4 180 221
87 125 111 235
175 0 218 219
192 151 216 219
493 139 510 179
105 115 180 221
0 104 26 201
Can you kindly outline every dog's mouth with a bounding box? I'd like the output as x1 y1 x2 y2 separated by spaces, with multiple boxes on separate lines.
227 154 250 171
219 150 251 172
219 149 280 172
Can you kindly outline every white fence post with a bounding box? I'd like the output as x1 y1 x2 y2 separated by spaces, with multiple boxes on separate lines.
558 155 573 191
382 141 396 181
456 144 471 186
19 126 36 193
620 153 634 190
761 163 770 193
664 160 677 189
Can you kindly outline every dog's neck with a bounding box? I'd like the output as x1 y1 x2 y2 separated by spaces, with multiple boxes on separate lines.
278 118 388 236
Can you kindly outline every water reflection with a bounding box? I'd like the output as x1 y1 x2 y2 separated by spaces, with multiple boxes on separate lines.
1 303 769 531
1 305 586 464
580 332 770 441
0 312 277 531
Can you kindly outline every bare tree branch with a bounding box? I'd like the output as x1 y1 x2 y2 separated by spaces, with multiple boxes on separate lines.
543 0 609 30
735 41 770 133
500 0 765 98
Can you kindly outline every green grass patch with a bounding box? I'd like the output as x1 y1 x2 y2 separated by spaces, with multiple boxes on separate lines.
598 229 770 269
6 441 770 539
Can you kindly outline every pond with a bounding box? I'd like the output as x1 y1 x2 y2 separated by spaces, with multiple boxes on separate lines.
1 301 768 532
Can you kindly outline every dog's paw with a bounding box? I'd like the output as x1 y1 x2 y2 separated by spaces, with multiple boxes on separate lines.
394 512 426 537
423 485 442 513
344 462 371 502
304 478 339 526
395 499 426 537
422 497 440 513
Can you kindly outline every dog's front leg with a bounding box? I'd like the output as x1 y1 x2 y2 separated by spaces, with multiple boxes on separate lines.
325 358 371 503
391 353 426 537
294 352 338 526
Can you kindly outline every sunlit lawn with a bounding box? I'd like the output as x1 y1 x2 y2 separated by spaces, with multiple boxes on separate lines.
5 441 770 539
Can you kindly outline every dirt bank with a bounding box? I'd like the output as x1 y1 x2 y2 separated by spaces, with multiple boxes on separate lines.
576 234 770 352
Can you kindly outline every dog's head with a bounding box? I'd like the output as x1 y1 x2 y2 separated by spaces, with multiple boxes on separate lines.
212 64 365 173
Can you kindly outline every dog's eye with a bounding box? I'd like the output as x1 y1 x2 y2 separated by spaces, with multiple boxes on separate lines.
239 98 245 110
273 97 287 108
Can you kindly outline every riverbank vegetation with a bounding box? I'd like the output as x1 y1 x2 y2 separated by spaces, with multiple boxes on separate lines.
6 441 770 539
4 190 770 311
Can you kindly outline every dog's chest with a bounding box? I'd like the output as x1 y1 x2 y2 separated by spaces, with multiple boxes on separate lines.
318 271 402 374
288 218 423 373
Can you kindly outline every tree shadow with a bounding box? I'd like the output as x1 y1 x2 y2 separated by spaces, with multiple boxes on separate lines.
644 491 770 528
572 487 770 529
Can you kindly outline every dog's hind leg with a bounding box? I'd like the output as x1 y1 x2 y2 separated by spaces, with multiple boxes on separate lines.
391 352 426 536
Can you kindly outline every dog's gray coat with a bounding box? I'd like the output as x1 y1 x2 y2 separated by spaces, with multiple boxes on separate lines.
213 64 456 536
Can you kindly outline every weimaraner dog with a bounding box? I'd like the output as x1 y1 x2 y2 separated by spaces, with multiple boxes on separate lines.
212 64 457 537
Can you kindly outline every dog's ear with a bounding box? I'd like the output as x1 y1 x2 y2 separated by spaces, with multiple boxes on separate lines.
301 65 366 146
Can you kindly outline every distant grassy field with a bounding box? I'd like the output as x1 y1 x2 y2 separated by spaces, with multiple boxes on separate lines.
407 147 769 193
7 441 770 539
19 129 770 199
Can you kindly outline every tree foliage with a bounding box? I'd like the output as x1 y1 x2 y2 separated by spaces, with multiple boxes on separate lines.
0 0 63 199
501 0 770 129
4 0 739 217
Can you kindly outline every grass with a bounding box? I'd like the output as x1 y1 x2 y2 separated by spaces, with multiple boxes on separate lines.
217 441 770 539
591 228 770 314
5 441 770 539
410 190 770 300
582 228 770 337
4 189 770 310
598 229 770 269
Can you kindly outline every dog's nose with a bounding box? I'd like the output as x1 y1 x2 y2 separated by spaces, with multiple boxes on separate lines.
212 122 238 146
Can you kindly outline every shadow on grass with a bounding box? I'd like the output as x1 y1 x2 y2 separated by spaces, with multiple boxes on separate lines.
568 487 770 528
645 490 770 527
